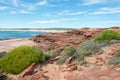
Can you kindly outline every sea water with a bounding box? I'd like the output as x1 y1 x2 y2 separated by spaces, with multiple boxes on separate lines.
0 30 46 39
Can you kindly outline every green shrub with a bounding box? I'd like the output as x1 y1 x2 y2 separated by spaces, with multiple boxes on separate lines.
107 50 120 65
64 45 76 56
0 70 2 77
0 70 11 80
57 45 76 65
56 58 67 65
75 40 112 65
0 51 6 58
107 58 120 65
45 50 58 60
94 30 120 41
0 46 45 74
76 40 110 61
80 60 88 66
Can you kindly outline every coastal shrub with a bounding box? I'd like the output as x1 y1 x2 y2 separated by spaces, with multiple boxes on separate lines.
0 46 45 74
56 57 67 65
94 30 120 41
0 70 12 80
57 45 76 65
107 50 120 65
57 52 71 65
45 50 58 60
0 70 2 77
64 45 76 56
76 40 108 61
80 60 88 66
0 51 6 58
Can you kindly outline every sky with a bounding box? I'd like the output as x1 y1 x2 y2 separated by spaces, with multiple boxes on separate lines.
0 0 120 28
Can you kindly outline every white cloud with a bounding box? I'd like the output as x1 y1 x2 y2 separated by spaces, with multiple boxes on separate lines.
13 0 19 7
58 10 70 15
61 18 79 21
83 0 105 5
95 20 120 23
66 11 86 15
21 3 37 10
10 11 17 14
58 10 86 16
82 0 120 6
20 10 33 14
0 0 8 4
38 0 47 6
0 6 8 10
48 4 57 7
90 7 120 14
100 7 120 11
28 18 79 25
29 20 59 24
10 10 34 14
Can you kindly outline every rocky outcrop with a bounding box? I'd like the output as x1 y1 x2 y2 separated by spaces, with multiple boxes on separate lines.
85 57 97 64
0 51 6 58
5 27 120 80
19 63 36 77
19 70 48 80
65 66 120 80
32 28 103 52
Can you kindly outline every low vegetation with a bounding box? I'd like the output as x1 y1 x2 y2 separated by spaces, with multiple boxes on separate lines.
76 40 107 61
57 45 76 65
0 46 45 74
45 50 58 60
0 71 12 80
108 50 120 65
94 30 120 41
0 51 6 58
56 40 120 65
0 71 2 77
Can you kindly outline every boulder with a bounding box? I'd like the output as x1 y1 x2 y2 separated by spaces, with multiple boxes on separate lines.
65 55 75 64
67 66 77 72
0 51 6 58
19 63 36 77
49 56 61 64
85 57 97 64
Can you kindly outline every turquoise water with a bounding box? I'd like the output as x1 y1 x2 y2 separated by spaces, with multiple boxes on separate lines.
0 30 46 39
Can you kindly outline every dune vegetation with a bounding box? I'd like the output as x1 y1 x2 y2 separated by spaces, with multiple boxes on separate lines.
0 46 45 74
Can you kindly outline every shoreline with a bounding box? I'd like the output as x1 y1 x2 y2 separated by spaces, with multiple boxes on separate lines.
0 38 28 41
0 38 35 52
0 30 68 40
0 38 18 41
0 29 70 33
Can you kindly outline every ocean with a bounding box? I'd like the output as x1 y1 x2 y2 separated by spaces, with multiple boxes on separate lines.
0 30 46 39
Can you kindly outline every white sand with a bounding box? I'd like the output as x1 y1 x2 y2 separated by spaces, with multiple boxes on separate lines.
0 38 36 52
0 29 69 33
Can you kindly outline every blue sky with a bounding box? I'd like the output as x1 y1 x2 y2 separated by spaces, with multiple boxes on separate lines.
0 0 120 28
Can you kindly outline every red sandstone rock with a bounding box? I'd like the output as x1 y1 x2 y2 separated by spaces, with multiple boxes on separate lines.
65 55 75 64
49 56 61 64
67 66 77 72
32 28 103 52
85 57 97 64
19 70 48 80
66 63 76 68
19 63 36 77
65 66 120 80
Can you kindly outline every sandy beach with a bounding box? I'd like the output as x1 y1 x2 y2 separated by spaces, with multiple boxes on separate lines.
0 38 35 52
0 29 69 33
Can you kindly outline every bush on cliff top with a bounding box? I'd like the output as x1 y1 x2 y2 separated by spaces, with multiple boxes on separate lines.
107 50 120 65
94 30 120 41
0 46 45 74
76 40 106 61
57 45 76 65
64 45 76 56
